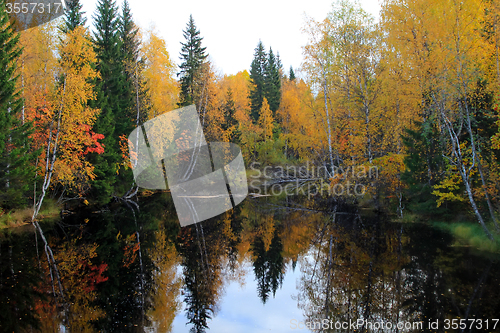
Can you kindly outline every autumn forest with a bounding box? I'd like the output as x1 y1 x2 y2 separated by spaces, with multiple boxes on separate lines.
1 0 500 331
2 0 500 237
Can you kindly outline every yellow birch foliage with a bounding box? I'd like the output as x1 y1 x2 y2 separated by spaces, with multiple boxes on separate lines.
142 27 179 119
220 71 252 127
18 24 102 194
258 98 274 141
17 22 58 114
52 26 102 193
277 77 319 160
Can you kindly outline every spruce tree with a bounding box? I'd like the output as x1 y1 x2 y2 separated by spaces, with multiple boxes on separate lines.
178 15 207 107
120 0 147 134
119 0 140 134
221 88 240 143
264 47 281 113
120 0 139 78
0 3 35 208
289 66 296 81
401 119 445 215
249 40 267 122
62 0 87 32
91 0 126 202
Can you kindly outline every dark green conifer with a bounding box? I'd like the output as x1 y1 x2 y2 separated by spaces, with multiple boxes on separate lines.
221 88 240 143
402 118 445 215
119 0 140 134
62 0 87 32
120 0 139 77
249 40 267 122
178 15 208 107
0 3 35 208
289 66 296 81
264 47 281 113
91 0 127 202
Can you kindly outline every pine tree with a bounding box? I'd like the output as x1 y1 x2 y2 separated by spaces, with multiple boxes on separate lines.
91 0 127 202
178 15 207 107
0 3 35 208
249 40 267 122
289 66 296 81
62 0 87 32
264 47 281 113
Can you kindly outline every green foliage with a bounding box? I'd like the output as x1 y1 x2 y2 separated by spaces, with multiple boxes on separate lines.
401 119 445 215
91 0 136 203
249 40 267 122
221 88 241 143
249 42 283 122
117 0 141 149
264 48 282 113
432 221 500 253
119 0 140 129
255 138 289 165
0 4 36 209
62 0 87 32
178 15 208 107
119 0 139 69
289 66 295 81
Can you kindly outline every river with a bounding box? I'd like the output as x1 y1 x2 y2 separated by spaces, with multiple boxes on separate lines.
1 192 499 332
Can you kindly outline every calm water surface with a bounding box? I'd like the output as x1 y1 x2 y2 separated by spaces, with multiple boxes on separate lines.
1 193 499 332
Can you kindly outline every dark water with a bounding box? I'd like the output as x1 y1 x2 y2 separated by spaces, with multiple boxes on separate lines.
1 193 499 332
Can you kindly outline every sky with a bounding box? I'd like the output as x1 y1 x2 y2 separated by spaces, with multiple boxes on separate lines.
171 257 307 333
79 0 381 76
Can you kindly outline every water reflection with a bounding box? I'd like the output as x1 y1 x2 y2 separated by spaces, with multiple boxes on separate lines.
0 194 499 332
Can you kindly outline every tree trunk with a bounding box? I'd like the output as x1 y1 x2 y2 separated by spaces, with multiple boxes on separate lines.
477 160 500 231
461 166 494 241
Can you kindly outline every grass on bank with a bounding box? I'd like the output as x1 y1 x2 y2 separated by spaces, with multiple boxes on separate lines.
0 199 60 229
431 221 500 253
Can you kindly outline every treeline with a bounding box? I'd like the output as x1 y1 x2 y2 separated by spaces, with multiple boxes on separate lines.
295 0 500 240
1 0 500 238
0 0 179 217
0 0 291 218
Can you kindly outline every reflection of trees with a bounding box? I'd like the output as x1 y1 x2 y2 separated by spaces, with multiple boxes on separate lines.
32 194 178 332
252 229 285 304
49 237 107 332
178 213 235 333
297 211 416 332
0 230 43 332
146 227 182 333
296 210 500 333
4 194 500 332
0 225 108 332
90 209 150 331
241 197 321 303
402 225 500 330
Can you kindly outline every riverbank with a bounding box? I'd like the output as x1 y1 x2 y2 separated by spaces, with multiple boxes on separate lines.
430 221 500 253
0 199 60 230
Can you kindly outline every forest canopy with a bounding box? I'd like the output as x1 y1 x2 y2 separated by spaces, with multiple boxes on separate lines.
0 0 500 239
